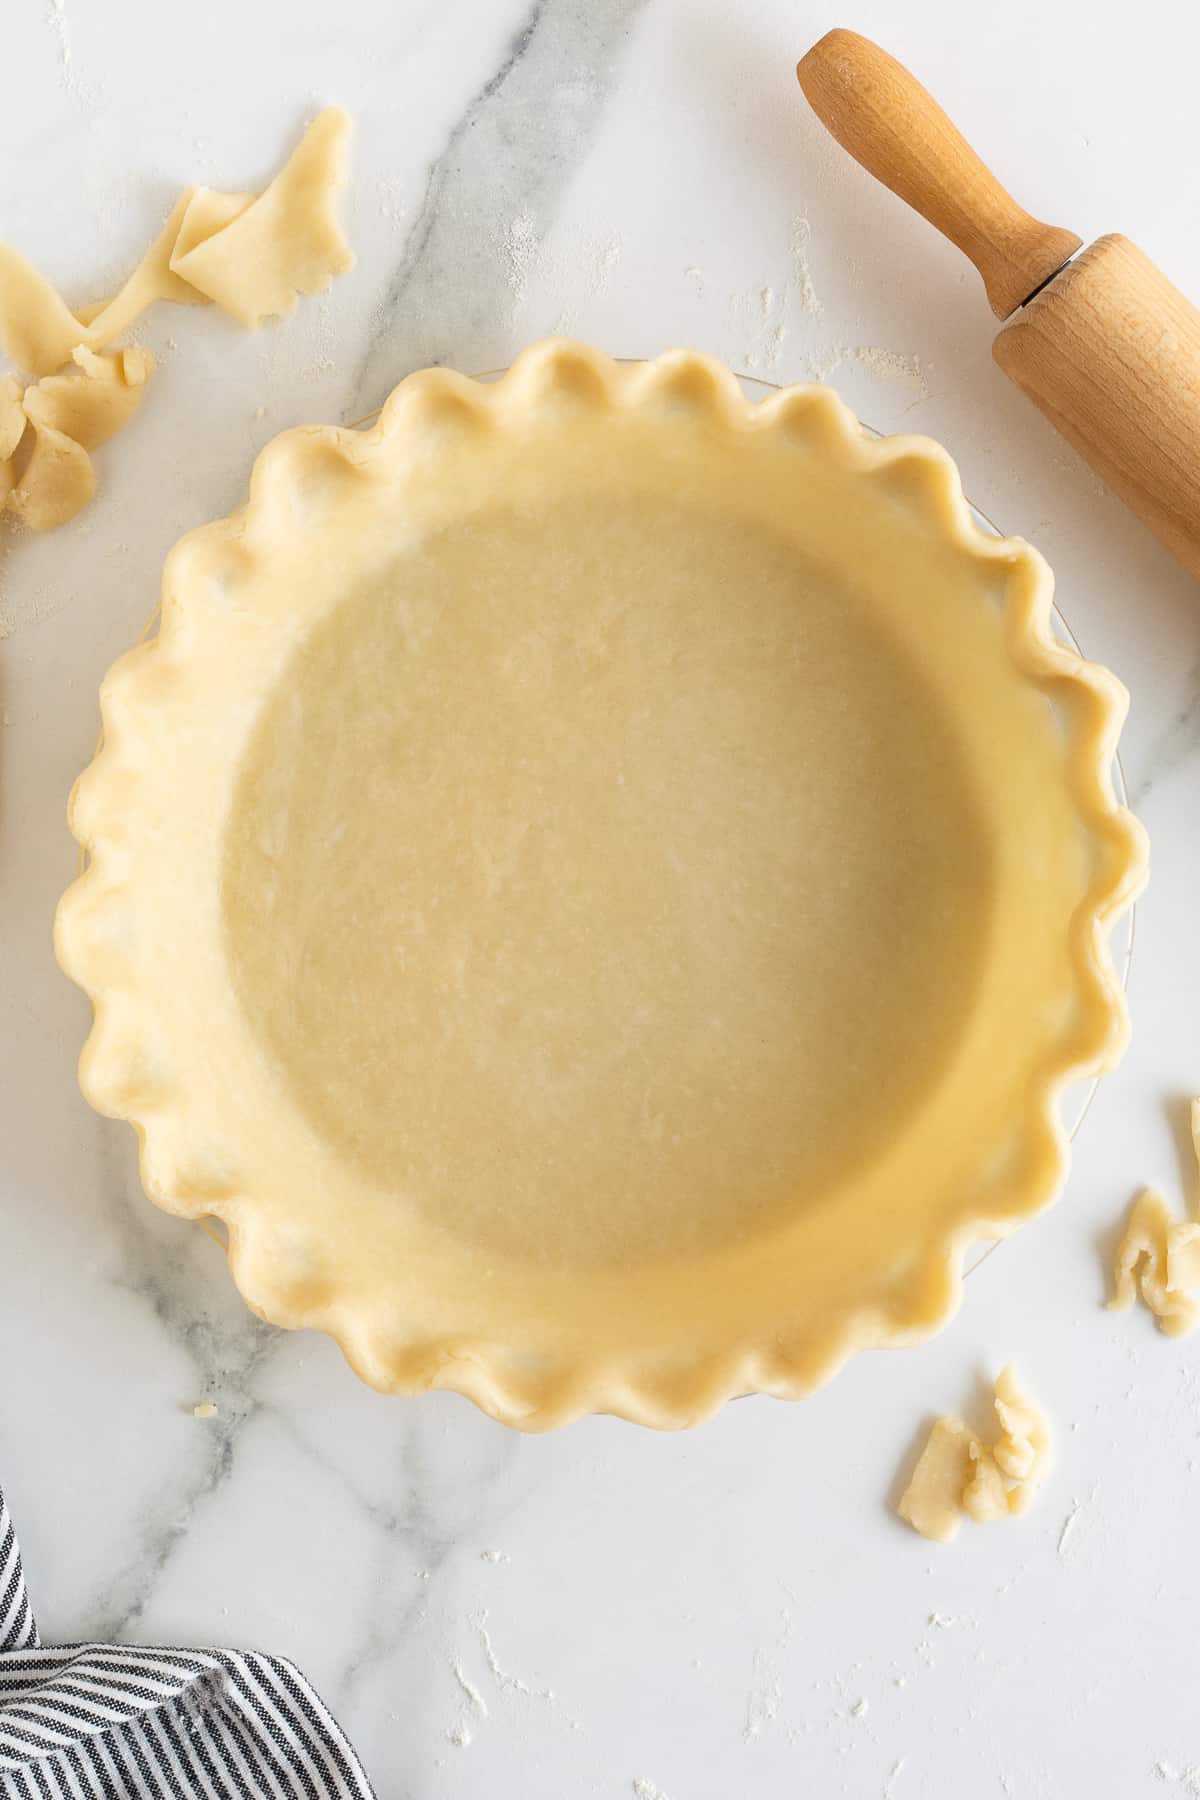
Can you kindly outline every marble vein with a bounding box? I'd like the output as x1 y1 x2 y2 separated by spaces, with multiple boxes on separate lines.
72 1119 532 1675
75 1123 280 1641
330 1417 521 1711
1132 651 1200 806
347 0 649 414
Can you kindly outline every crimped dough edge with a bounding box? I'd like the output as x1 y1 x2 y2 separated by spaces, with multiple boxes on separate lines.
55 340 1148 1430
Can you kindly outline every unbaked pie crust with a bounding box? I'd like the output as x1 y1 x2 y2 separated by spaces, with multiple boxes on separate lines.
55 341 1147 1429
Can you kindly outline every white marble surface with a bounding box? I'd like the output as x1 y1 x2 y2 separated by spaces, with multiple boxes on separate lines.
2 0 1199 1793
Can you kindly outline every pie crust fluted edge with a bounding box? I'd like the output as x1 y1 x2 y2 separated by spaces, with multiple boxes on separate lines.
54 340 1149 1430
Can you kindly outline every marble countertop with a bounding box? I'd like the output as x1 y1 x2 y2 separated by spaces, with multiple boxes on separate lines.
2 0 1199 1794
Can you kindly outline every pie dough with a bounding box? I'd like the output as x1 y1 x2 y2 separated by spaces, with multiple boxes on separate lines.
898 1365 1050 1542
55 342 1147 1430
0 109 352 531
5 346 155 531
0 374 23 506
0 108 353 377
895 1417 977 1543
1109 1101 1200 1336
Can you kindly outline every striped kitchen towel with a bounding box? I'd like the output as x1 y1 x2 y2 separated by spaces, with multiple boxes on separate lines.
1 1486 377 1799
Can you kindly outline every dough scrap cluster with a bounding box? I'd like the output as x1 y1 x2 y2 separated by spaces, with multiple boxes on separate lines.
1109 1098 1200 1336
1 347 154 531
0 107 352 533
898 1364 1051 1544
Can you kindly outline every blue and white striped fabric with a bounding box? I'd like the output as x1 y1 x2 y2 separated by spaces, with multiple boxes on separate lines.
1 1487 376 1799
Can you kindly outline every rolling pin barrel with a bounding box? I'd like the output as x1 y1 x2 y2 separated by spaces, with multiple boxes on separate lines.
994 234 1200 580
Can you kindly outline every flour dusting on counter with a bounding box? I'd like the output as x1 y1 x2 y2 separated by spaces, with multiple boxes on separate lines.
45 0 89 100
47 0 72 72
1056 1484 1102 1566
850 345 928 397
712 217 928 400
474 1610 555 1703
446 1657 489 1748
504 212 539 310
1154 1762 1200 1793
743 1645 784 1739
728 215 824 371
791 217 822 317
804 342 929 400
499 210 625 334
451 1660 488 1716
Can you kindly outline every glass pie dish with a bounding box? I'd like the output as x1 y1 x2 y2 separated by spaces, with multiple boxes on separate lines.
55 340 1147 1429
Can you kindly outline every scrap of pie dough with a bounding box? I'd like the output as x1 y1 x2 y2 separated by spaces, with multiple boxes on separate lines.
1110 1195 1200 1337
0 109 351 532
0 245 95 380
5 347 156 531
0 109 352 378
896 1416 977 1543
168 108 354 327
1109 1099 1200 1338
898 1365 1051 1543
963 1364 1050 1520
0 373 24 503
27 345 154 449
73 188 250 340
0 373 24 456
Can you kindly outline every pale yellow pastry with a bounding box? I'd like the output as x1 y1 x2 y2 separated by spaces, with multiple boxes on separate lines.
0 108 352 533
1110 1106 1200 1337
899 1364 1050 1541
55 342 1146 1430
896 1417 977 1543
0 373 24 505
0 108 353 378
6 346 156 531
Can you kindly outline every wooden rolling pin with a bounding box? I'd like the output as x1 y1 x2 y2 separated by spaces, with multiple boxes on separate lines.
797 29 1200 579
